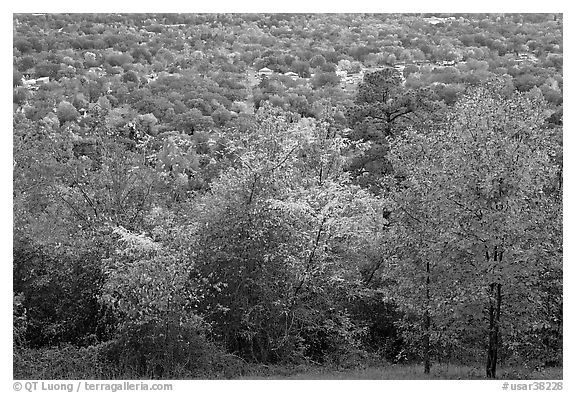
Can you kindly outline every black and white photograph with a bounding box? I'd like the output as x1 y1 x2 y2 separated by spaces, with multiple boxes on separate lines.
11 9 564 385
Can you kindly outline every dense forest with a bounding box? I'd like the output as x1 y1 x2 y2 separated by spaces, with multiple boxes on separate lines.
13 13 562 380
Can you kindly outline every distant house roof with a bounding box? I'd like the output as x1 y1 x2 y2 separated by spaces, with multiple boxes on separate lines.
424 16 454 25
258 67 273 74
284 71 298 77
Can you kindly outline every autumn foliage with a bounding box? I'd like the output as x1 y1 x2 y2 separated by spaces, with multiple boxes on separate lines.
13 13 562 379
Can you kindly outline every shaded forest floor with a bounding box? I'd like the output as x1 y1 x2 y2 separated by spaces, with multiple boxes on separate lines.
14 346 561 380
238 364 563 380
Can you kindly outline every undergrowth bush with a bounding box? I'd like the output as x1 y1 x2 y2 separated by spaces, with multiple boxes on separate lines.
95 320 239 379
14 345 113 379
14 322 246 380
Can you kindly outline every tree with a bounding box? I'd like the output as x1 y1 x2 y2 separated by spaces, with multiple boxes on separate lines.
13 98 190 372
292 60 311 78
136 113 159 136
14 69 23 87
337 59 352 71
387 80 562 377
310 54 327 68
131 46 153 64
192 104 382 363
35 60 60 79
348 68 419 137
17 55 36 72
99 221 212 378
56 101 80 123
122 70 139 84
211 107 233 127
14 37 33 53
311 71 340 89
105 52 133 67
345 68 438 192
13 87 29 106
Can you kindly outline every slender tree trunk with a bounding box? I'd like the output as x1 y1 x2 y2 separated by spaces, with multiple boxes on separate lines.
486 283 502 378
424 312 431 374
424 260 431 374
290 217 326 309
486 283 497 378
486 248 503 378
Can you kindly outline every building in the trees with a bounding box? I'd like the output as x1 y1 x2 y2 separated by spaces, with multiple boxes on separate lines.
284 71 298 80
258 67 273 78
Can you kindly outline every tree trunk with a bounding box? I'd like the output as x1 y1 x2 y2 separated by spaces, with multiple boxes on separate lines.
424 312 431 374
486 282 502 378
486 283 497 378
424 260 431 374
486 248 503 378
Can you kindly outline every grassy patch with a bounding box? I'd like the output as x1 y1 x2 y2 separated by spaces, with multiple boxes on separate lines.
15 346 562 381
239 364 563 380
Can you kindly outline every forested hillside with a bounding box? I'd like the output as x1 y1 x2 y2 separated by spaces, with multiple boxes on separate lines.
13 13 562 380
